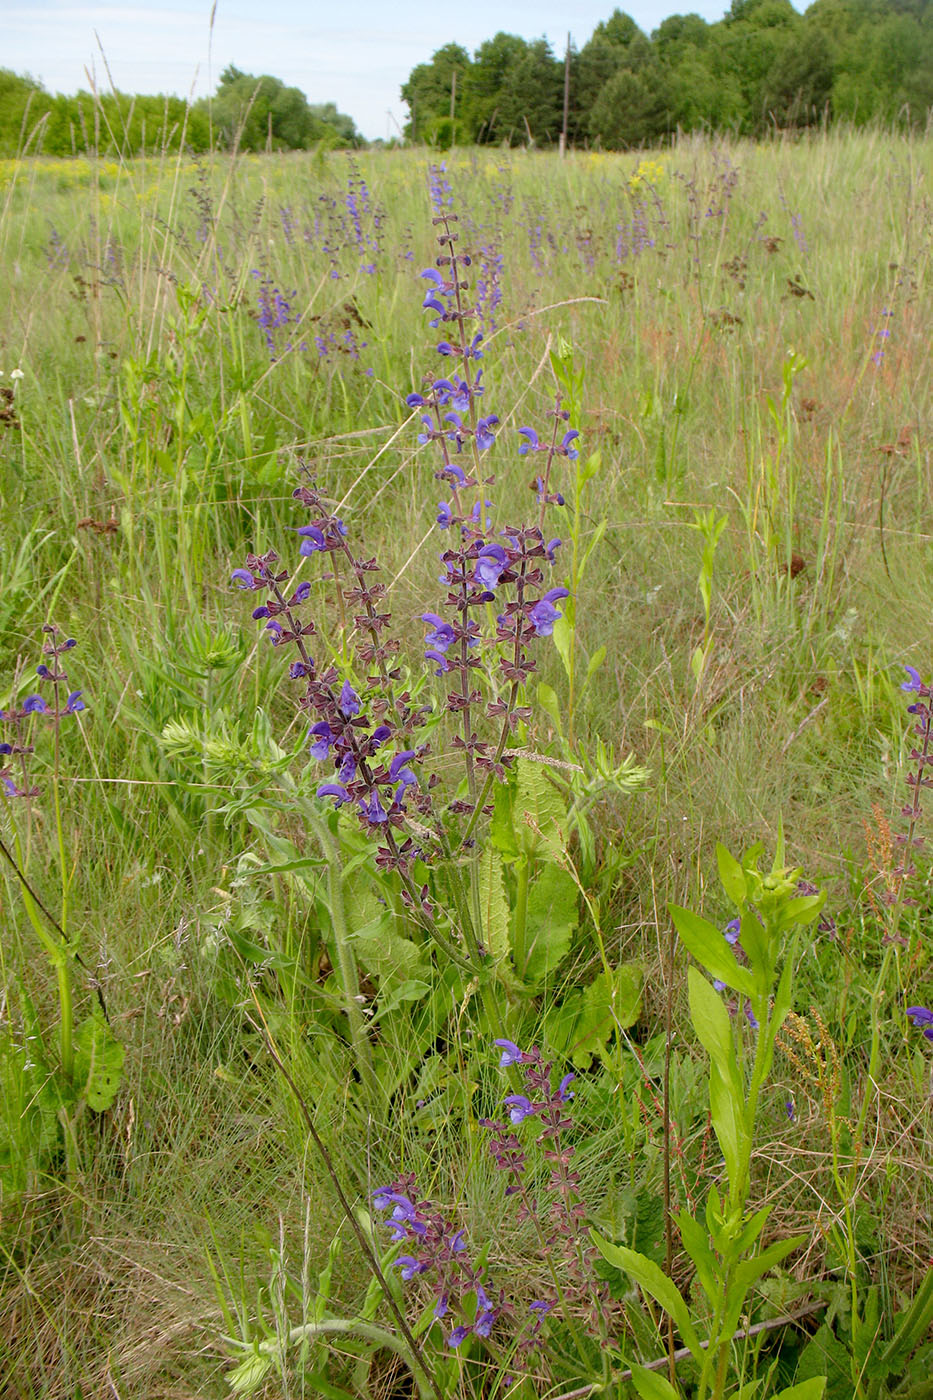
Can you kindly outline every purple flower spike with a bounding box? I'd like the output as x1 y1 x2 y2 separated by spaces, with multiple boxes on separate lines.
317 783 350 807
494 1038 523 1066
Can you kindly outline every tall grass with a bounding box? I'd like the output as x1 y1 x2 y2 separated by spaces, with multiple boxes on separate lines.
0 128 931 1397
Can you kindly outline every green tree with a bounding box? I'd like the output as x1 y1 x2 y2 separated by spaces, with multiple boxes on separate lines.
400 43 471 144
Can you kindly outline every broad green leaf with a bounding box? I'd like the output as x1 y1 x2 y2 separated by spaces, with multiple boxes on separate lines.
709 1061 744 1191
775 893 826 930
795 1324 848 1398
228 1348 275 1394
490 767 520 860
590 1235 702 1362
687 966 734 1081
670 905 755 997
515 759 567 861
774 1381 827 1399
571 962 642 1067
724 1236 807 1335
348 915 428 990
676 1211 718 1305
585 643 607 684
536 682 563 734
630 1365 682 1399
74 1012 125 1112
523 862 577 985
716 843 747 904
477 847 510 964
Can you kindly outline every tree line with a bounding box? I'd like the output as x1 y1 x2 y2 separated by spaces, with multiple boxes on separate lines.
0 65 362 158
402 0 933 148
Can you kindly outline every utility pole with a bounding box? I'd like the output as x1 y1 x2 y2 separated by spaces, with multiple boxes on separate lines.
560 32 570 156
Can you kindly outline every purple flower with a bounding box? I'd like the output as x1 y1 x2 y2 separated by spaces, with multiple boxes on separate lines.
557 1073 575 1101
317 783 350 807
503 1094 537 1124
475 414 498 450
360 792 388 825
447 1325 471 1349
559 429 579 459
422 613 456 653
395 1255 427 1281
545 537 562 562
437 501 453 528
425 649 449 675
527 588 570 637
475 544 508 590
902 666 925 693
308 722 333 759
231 568 258 589
36 664 51 678
289 581 312 604
22 695 47 714
390 750 417 782
517 427 540 454
297 524 325 555
64 691 85 713
339 680 361 716
906 1006 933 1041
494 1038 523 1066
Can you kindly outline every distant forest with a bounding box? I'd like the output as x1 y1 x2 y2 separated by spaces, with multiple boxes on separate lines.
2 0 932 158
0 65 363 158
405 0 933 148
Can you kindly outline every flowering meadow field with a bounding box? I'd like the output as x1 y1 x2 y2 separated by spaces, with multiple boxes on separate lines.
0 135 931 1399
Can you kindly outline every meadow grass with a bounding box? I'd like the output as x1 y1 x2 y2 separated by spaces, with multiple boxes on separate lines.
0 131 931 1398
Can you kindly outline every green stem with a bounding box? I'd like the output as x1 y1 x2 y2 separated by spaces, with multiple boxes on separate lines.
310 816 378 1105
511 856 530 977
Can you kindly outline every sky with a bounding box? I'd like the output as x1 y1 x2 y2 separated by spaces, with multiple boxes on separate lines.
5 1 805 142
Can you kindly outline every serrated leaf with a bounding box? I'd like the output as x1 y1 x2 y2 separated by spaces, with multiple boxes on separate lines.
591 1235 702 1361
73 1012 125 1112
477 847 510 964
523 863 577 985
515 759 567 861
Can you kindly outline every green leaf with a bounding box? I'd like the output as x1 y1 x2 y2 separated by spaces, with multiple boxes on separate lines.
585 644 607 685
590 1235 702 1362
477 848 510 965
795 1324 849 1399
774 1381 827 1400
349 917 428 990
676 1211 718 1305
552 609 573 681
489 767 519 860
709 1061 744 1190
523 863 577 985
571 962 642 1067
630 1365 682 1399
73 1012 125 1112
716 843 747 905
687 967 734 1080
515 760 567 862
670 905 755 997
536 682 563 734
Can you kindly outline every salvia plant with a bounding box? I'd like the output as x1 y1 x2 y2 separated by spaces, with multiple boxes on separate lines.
213 167 933 1400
